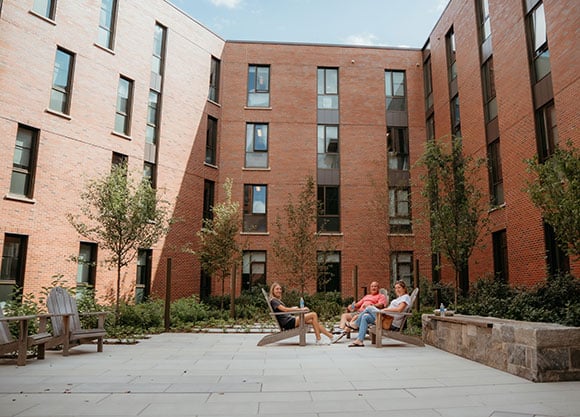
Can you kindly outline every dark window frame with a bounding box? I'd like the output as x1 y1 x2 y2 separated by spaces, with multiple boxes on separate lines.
245 123 269 168
203 180 215 222
205 116 218 165
209 56 221 102
446 28 457 82
317 67 339 110
49 47 75 115
487 138 504 206
247 64 270 107
114 75 133 136
32 0 56 20
243 184 268 233
389 186 412 234
317 185 340 232
10 124 39 198
385 70 407 112
387 126 409 171
97 0 118 50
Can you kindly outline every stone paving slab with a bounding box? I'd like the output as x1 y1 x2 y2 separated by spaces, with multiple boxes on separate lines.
0 332 579 417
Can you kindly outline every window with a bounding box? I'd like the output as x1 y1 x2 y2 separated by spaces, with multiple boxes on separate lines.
247 65 270 107
243 185 267 232
97 0 117 50
242 251 266 290
245 123 268 168
111 152 127 168
76 242 97 297
146 90 160 144
136 249 152 303
423 56 433 111
482 58 497 122
492 230 509 283
10 125 38 198
205 116 218 165
203 180 215 221
387 127 409 171
385 70 406 111
317 125 339 169
317 67 338 109
426 115 435 141
477 0 491 43
0 234 28 303
143 162 156 188
390 252 413 288
151 23 166 80
389 187 411 234
209 56 220 102
446 28 457 81
32 0 56 20
49 47 75 114
527 2 550 82
317 185 340 232
487 139 504 205
114 76 133 135
536 101 558 162
543 222 569 276
450 94 461 137
317 251 341 293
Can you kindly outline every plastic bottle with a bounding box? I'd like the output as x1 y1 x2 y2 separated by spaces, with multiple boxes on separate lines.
300 297 305 309
439 303 446 317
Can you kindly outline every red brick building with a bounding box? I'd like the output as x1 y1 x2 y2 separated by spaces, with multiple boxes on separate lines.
0 0 577 305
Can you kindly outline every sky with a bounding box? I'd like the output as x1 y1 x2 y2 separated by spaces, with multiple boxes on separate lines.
169 0 451 49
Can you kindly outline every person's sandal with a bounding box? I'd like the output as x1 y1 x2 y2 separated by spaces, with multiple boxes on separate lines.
348 342 364 347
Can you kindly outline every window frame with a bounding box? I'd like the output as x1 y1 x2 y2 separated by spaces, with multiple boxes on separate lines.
388 187 412 234
136 248 152 303
242 251 267 291
32 0 56 20
49 47 75 115
205 116 218 166
477 0 492 43
0 234 28 303
317 251 341 293
245 123 269 168
247 64 270 107
527 2 551 82
481 57 497 122
243 184 268 233
114 75 133 136
203 180 215 222
385 70 407 112
536 101 558 162
487 138 504 206
390 251 413 288
10 125 39 198
387 126 409 171
76 242 97 293
446 28 457 82
97 0 118 50
209 56 220 103
317 67 339 110
492 229 509 283
317 185 340 232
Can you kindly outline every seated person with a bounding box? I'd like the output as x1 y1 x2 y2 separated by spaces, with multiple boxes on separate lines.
348 280 411 347
336 281 387 339
269 282 338 345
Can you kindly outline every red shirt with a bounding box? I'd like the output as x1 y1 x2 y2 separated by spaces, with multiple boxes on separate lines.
355 293 387 311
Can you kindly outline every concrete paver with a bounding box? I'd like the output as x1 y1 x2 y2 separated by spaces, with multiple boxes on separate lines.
0 332 579 417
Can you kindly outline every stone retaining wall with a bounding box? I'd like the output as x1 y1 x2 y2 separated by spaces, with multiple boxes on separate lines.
422 314 580 382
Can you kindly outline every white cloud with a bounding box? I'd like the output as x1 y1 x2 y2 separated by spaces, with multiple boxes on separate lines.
210 0 242 8
345 33 379 46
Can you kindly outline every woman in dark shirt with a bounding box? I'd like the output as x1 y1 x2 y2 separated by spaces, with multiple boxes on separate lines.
269 282 336 345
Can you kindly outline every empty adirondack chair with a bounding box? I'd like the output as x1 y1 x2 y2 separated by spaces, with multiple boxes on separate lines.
46 286 108 355
369 287 424 347
257 288 309 346
0 308 63 365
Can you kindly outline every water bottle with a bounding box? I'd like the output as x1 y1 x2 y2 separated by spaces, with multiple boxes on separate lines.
300 297 305 309
439 303 445 317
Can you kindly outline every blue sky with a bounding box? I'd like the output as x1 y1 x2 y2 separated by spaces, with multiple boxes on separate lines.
169 0 450 48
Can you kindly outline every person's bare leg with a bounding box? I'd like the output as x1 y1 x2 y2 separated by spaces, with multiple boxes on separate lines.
339 312 352 330
305 312 333 340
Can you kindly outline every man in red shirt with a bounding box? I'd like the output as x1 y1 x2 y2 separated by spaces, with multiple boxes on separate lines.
334 281 387 342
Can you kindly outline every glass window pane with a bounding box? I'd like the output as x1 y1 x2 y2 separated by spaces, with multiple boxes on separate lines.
256 67 269 91
533 4 547 52
49 90 66 113
253 186 266 214
392 72 405 96
10 172 28 195
53 50 72 89
32 0 52 18
326 69 338 94
254 125 268 150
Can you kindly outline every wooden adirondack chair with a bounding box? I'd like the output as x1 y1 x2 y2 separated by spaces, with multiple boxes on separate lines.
369 287 424 347
0 308 64 366
257 288 309 346
46 287 108 355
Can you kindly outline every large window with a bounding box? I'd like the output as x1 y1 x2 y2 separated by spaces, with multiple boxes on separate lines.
390 252 413 288
446 28 457 82
385 70 406 111
450 94 461 137
492 229 509 283
111 152 127 168
245 123 268 168
536 101 558 162
389 187 411 234
477 0 491 43
143 162 156 188
527 2 550 82
243 185 267 232
247 65 270 107
423 56 433 111
136 249 152 303
543 222 569 276
317 67 338 109
76 242 97 297
317 185 340 232
242 251 266 291
146 91 160 144
10 125 38 198
487 139 504 206
205 116 218 165
209 56 220 102
32 0 56 20
147 23 166 145
114 76 133 136
203 180 215 222
49 47 75 114
0 234 28 303
317 125 339 169
97 0 117 50
387 127 409 171
317 251 340 293
482 58 497 122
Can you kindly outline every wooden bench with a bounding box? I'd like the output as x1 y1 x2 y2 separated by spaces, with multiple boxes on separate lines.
369 287 424 347
257 288 309 346
0 308 68 365
46 287 108 355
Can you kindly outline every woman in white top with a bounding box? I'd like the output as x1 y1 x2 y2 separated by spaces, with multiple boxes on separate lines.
348 280 411 347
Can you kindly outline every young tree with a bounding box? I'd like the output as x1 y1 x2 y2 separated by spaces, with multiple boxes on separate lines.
195 178 242 312
67 163 172 322
419 137 489 306
526 142 580 259
272 175 331 294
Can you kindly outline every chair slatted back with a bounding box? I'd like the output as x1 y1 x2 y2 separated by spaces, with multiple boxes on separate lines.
0 308 14 345
379 288 389 307
399 287 419 330
47 287 81 335
262 288 283 331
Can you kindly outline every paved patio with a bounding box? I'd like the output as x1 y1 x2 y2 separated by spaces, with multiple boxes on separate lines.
0 332 579 417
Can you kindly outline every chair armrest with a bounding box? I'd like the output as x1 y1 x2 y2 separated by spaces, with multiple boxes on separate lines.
79 311 108 328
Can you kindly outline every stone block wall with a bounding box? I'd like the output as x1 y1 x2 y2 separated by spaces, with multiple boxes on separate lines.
422 314 580 382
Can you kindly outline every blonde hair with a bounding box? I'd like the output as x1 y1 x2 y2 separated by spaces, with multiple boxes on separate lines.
269 282 282 299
